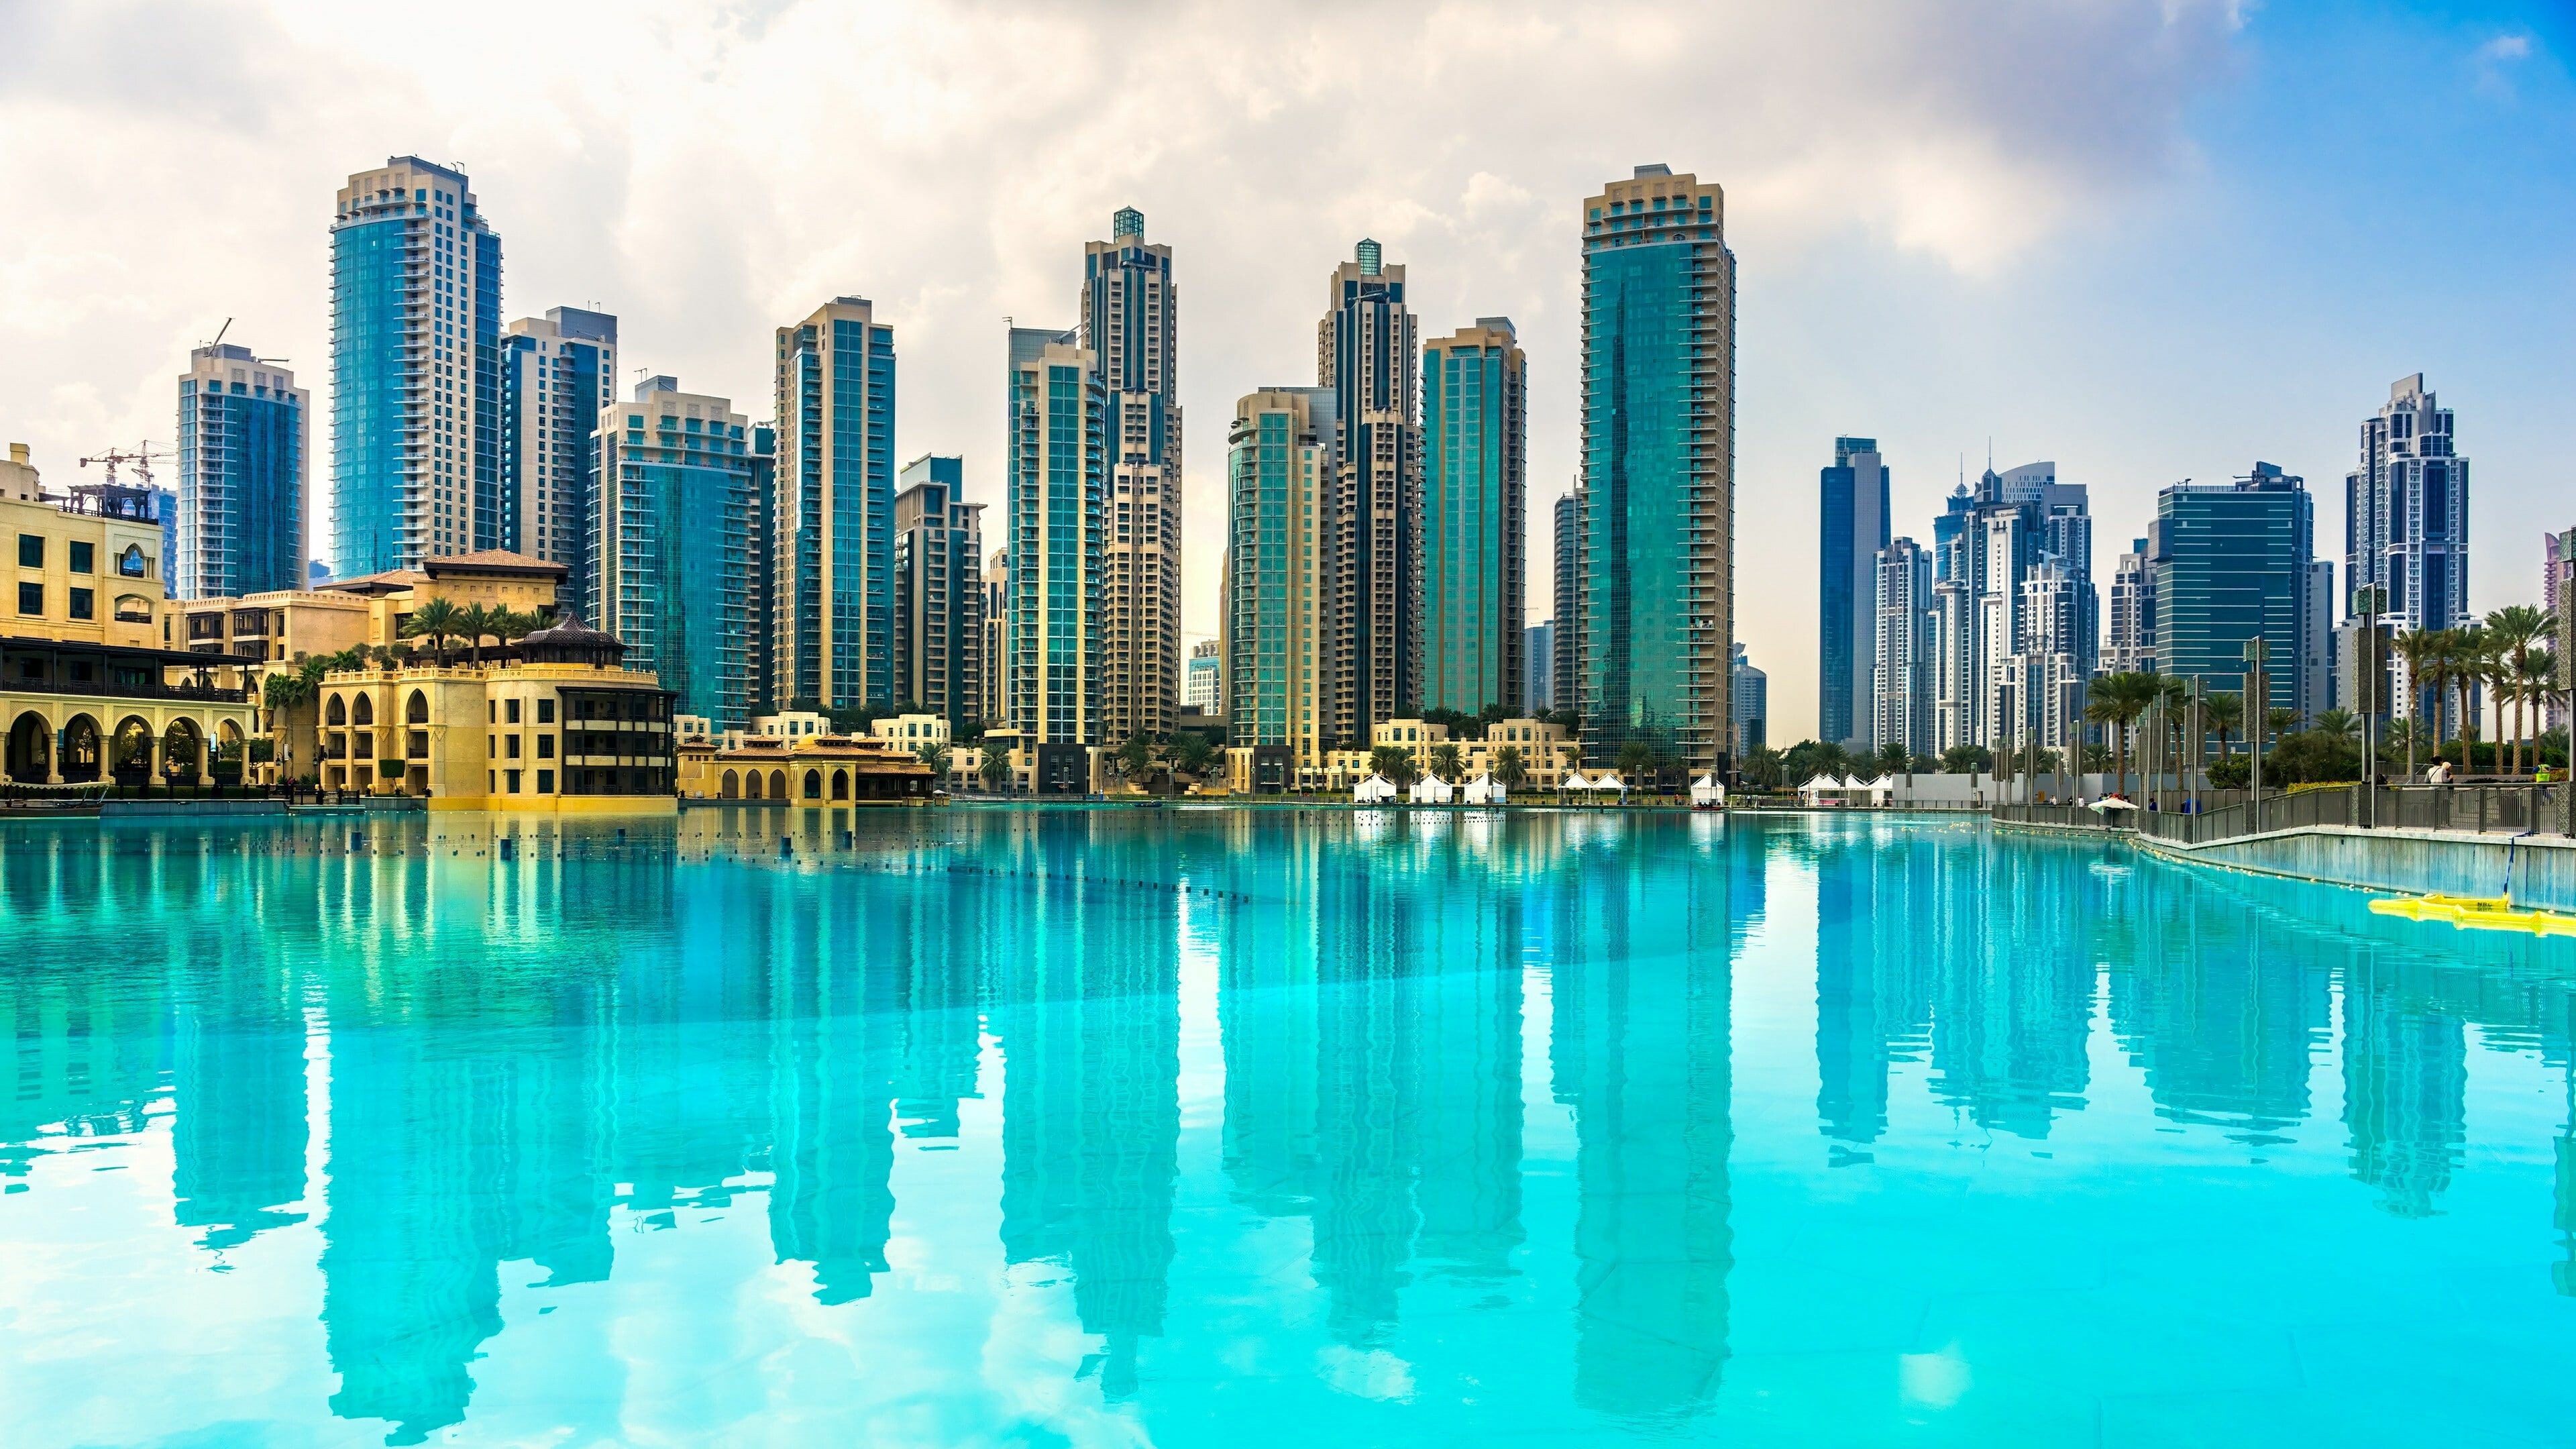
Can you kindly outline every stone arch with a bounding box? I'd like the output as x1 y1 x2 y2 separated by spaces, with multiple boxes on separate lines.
721 768 741 799
111 716 156 784
830 768 850 801
405 690 429 724
6 710 52 784
58 714 103 782
769 769 787 800
351 694 374 727
743 769 763 800
325 694 347 726
162 717 207 784
802 768 822 801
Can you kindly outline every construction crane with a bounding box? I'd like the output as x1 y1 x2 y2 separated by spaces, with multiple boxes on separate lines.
74 441 175 523
78 441 172 489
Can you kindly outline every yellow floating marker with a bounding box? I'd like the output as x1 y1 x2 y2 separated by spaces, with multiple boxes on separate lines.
2368 893 2576 938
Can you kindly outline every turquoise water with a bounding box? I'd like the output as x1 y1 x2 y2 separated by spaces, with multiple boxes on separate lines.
3 808 2574 1447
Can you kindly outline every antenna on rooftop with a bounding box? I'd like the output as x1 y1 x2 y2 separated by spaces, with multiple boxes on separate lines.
208 317 233 349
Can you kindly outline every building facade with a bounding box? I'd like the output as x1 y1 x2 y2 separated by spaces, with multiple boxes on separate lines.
1872 538 1934 761
499 306 616 616
1930 462 2095 753
1420 317 1526 714
175 343 307 601
1579 164 1734 771
2105 537 2155 674
1005 328 1105 744
330 156 501 578
1552 485 1582 720
1083 207 1183 745
594 377 759 731
1318 239 1421 743
1729 642 1766 755
1525 621 1554 712
1183 637 1222 714
1224 386 1336 765
1819 435 1888 751
2345 373 2469 638
2149 463 2316 723
981 547 1007 729
893 455 985 729
775 297 897 710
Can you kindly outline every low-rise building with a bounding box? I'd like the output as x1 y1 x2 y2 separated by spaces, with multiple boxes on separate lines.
677 730 933 804
872 712 951 755
3 452 255 786
1223 716 1580 794
315 617 674 812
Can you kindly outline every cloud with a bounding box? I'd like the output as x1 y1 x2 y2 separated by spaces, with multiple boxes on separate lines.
2479 33 2532 62
0 0 2244 644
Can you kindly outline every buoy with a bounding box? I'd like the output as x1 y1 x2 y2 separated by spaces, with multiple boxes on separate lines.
2369 893 2576 938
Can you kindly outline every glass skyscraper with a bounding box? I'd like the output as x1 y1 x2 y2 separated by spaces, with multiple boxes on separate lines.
592 376 758 729
1578 164 1734 772
1006 327 1105 744
2345 373 2469 636
1224 386 1336 761
774 298 896 710
2149 463 2315 720
329 156 500 578
1818 436 1889 750
174 343 307 600
1420 317 1525 714
893 454 985 729
1317 239 1420 745
500 307 616 617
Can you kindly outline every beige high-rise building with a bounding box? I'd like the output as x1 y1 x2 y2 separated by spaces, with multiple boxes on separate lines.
981 547 1008 729
1224 386 1337 767
1317 239 1420 747
1004 327 1104 745
1082 207 1182 746
773 298 897 710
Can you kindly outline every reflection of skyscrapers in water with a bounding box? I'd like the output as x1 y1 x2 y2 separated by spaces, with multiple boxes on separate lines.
2343 961 2467 1218
1925 840 2093 1137
1814 830 1936 1149
1408 871 1525 1284
1309 865 1426 1344
2104 882 2329 1144
172 969 310 1250
993 814 1181 1399
1549 818 1740 1419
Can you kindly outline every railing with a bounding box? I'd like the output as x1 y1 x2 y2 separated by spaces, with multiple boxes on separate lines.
2 676 252 704
2131 784 2563 846
1994 803 2123 830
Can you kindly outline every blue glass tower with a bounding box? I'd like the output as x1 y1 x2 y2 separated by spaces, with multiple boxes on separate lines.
329 157 501 577
2149 463 2314 719
773 298 896 710
1818 436 1888 750
1421 319 1526 714
175 343 308 600
594 376 758 729
501 307 616 616
1006 327 1105 744
1578 164 1734 772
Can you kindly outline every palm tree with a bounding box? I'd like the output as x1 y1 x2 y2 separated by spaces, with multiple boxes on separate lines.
401 597 464 665
1115 733 1157 783
2312 708 2359 743
978 743 1012 792
1493 744 1529 792
1170 732 1217 780
1368 744 1415 787
1428 741 1464 783
2392 628 2444 780
1743 745 1784 790
2448 625 2490 771
916 741 951 782
2204 690 2244 759
2485 604 2548 775
1874 741 1910 777
1615 740 1656 792
2516 650 2558 777
453 604 499 665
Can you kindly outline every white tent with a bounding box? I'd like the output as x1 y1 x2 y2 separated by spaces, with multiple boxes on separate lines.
1464 773 1506 804
1797 773 1841 802
2086 794 2138 815
1560 770 1593 793
1860 775 1894 804
1409 775 1456 804
1353 773 1398 804
1591 770 1627 795
1690 774 1723 808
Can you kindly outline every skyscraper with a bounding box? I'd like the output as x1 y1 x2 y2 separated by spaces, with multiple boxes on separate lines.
1525 621 1554 712
2346 374 2469 635
1872 538 1934 761
1318 239 1420 741
2149 463 2315 722
330 156 501 578
774 297 897 710
2302 559 2336 722
1006 327 1105 744
1552 484 1583 720
1579 164 1733 772
1929 462 2096 753
2106 537 2155 674
174 342 307 600
1183 638 1222 715
1819 437 1889 751
1729 643 1766 754
1224 386 1336 763
500 307 616 617
592 376 758 729
981 547 1007 729
893 455 985 730
1083 207 1183 746
1420 317 1526 713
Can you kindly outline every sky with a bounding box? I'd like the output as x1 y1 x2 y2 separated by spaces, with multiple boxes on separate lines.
1 0 2569 738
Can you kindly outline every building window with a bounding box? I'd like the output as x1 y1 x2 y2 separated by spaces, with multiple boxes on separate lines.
537 768 555 793
506 698 522 724
67 588 93 620
506 735 521 759
506 768 523 794
68 541 93 574
537 698 555 724
537 735 553 759
16 582 40 616
117 544 146 578
15 535 40 568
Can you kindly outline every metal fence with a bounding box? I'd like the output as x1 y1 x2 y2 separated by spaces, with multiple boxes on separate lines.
2127 784 2563 845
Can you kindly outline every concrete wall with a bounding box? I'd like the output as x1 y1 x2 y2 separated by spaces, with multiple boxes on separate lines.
2142 825 2576 914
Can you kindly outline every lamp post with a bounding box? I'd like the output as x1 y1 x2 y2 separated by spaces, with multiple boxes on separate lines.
2245 635 2269 835
2356 584 2383 828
